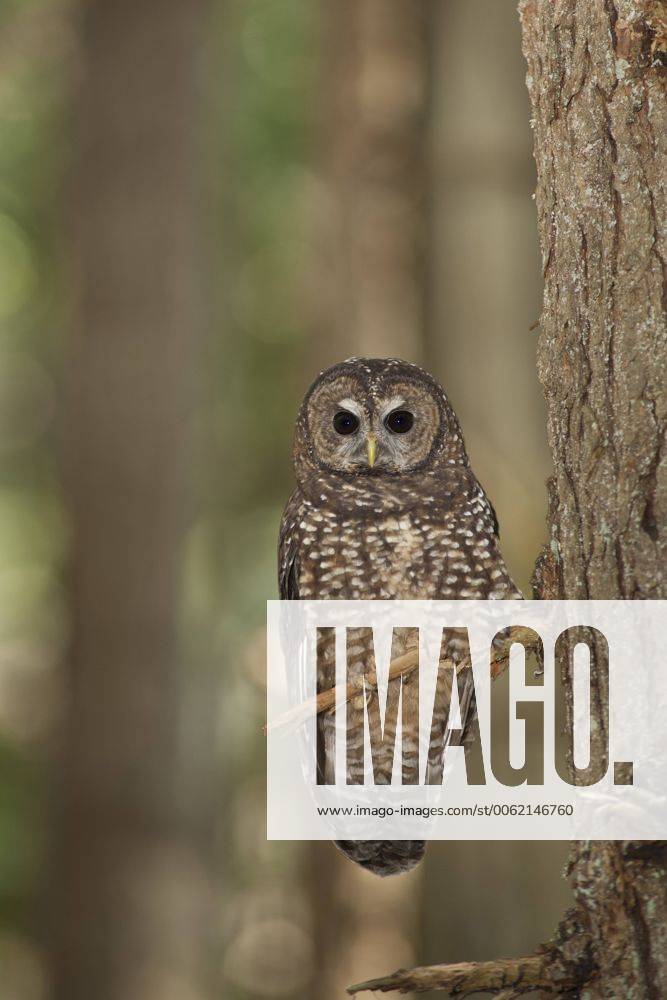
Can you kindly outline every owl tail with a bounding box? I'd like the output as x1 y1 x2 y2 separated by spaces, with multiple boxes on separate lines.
334 839 426 876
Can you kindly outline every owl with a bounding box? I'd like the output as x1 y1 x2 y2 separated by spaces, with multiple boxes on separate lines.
278 358 521 876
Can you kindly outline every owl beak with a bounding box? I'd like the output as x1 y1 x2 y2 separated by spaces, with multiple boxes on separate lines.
366 433 377 468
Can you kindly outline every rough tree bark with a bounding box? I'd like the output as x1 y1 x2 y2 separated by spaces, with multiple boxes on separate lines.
348 0 666 996
523 0 666 996
51 3 213 999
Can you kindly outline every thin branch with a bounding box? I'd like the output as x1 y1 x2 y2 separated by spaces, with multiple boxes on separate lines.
265 625 538 735
264 647 418 735
346 953 566 996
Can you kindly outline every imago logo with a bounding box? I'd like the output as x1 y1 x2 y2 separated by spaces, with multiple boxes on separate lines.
266 600 666 841
313 623 631 790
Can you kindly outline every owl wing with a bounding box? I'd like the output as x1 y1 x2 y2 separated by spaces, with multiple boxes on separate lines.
278 492 337 787
458 472 523 599
425 478 521 782
485 491 500 538
277 489 306 710
278 490 302 600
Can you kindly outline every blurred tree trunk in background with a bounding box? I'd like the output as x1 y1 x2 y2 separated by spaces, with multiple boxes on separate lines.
521 0 667 995
51 3 213 999
424 0 553 592
308 0 433 372
305 2 434 997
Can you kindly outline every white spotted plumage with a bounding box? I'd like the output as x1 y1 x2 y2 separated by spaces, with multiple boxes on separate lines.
278 358 521 876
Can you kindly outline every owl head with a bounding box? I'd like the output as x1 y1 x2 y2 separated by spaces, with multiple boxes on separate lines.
294 358 468 482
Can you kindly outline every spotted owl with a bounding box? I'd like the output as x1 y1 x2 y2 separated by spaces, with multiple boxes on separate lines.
278 358 521 876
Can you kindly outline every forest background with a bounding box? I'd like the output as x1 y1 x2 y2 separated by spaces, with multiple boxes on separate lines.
0 1 574 998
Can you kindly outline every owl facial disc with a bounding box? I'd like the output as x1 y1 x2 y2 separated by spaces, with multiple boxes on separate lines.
300 360 451 475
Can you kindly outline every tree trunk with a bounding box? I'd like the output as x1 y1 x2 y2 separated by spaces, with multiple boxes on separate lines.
522 0 666 996
308 0 433 370
51 2 213 998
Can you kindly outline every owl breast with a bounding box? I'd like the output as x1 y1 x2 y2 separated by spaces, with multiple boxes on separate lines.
296 510 422 599
295 499 512 601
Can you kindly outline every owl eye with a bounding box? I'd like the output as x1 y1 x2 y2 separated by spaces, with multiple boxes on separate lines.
333 410 360 435
384 409 414 434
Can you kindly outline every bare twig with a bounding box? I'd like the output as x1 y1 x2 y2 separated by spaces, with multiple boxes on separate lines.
264 647 419 735
347 905 593 996
346 953 564 995
265 625 538 735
